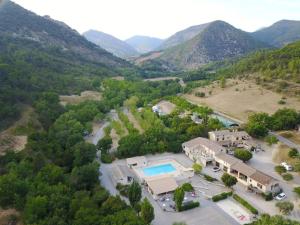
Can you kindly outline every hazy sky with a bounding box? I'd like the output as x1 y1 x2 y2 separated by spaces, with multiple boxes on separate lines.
12 0 300 40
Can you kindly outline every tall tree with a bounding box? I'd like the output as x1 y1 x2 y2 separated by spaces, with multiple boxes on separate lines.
140 198 154 224
128 181 142 207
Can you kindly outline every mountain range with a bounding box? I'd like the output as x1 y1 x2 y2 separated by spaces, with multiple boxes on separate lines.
125 36 164 54
83 30 139 58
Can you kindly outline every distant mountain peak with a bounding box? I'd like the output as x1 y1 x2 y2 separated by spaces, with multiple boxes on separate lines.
125 36 163 54
83 30 138 58
252 19 300 47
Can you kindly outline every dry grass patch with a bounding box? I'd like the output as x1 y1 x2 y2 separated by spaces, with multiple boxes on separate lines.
126 110 144 133
272 143 299 165
110 128 119 151
184 79 300 122
59 91 102 106
277 131 300 145
0 208 22 225
144 76 178 82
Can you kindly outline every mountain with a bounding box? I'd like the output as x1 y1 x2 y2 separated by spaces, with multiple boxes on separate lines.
252 20 300 47
0 0 128 67
158 22 210 50
125 35 163 53
139 21 268 70
0 0 134 130
83 30 138 58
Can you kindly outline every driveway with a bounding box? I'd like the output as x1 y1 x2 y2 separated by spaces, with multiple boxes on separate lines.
269 131 300 151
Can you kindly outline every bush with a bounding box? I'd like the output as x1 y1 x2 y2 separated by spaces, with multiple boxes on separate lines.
116 183 129 197
265 135 278 146
192 163 202 174
203 174 217 182
234 149 252 162
288 148 299 158
293 187 300 197
233 194 258 214
276 201 294 215
282 173 293 181
261 192 273 201
181 183 194 192
278 99 286 105
195 92 205 98
275 165 286 175
101 153 114 163
178 201 200 211
221 173 238 187
212 192 233 202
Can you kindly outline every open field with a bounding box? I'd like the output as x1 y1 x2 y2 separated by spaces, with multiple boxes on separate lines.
0 106 39 155
184 79 300 122
273 143 300 166
277 130 300 145
59 91 102 106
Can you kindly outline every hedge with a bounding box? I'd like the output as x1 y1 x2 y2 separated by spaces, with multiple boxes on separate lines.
212 192 233 202
233 194 258 214
203 174 217 182
179 201 200 211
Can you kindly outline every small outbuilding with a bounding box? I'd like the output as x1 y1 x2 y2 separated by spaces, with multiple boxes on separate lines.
126 156 147 168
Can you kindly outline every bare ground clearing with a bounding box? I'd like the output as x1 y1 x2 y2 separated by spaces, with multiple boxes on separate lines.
184 79 300 122
59 91 102 106
127 110 144 133
144 76 178 81
0 208 22 225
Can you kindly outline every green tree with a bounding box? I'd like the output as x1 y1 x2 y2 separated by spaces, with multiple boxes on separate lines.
174 187 184 211
140 198 154 224
97 136 112 152
288 148 299 158
192 163 202 174
276 201 294 215
24 196 48 224
246 122 268 138
234 149 253 162
275 165 286 175
73 142 96 167
293 187 300 197
128 181 142 207
221 173 237 188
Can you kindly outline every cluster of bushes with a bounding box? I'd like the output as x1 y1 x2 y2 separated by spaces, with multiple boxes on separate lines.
118 111 139 134
212 192 233 202
233 194 258 214
274 165 294 181
261 192 273 201
245 109 300 138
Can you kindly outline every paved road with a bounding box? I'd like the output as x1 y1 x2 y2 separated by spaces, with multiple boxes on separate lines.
269 131 300 151
91 121 110 145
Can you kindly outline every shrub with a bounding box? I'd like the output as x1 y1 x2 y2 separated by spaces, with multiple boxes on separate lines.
179 201 200 211
101 153 114 163
261 192 273 201
203 174 217 182
293 187 300 197
192 163 202 174
282 173 293 181
181 183 194 192
288 148 299 158
265 135 278 146
234 149 252 162
233 194 258 214
278 99 286 105
212 192 233 202
294 162 300 172
195 92 205 98
221 173 238 187
275 165 286 175
276 201 294 215
116 183 129 197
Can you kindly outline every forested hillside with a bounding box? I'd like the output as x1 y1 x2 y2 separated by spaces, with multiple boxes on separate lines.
0 1 137 130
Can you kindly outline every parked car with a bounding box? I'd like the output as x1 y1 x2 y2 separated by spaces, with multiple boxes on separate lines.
281 162 293 171
275 192 286 201
212 166 221 172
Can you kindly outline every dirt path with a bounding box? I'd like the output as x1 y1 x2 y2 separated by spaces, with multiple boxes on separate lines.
60 91 102 106
110 128 119 152
123 108 144 133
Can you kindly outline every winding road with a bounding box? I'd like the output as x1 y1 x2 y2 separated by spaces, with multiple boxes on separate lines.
269 131 300 151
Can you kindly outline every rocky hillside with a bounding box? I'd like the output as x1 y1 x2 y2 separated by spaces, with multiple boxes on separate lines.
151 21 268 70
0 0 128 67
125 35 163 53
158 23 210 50
252 20 300 47
83 30 138 58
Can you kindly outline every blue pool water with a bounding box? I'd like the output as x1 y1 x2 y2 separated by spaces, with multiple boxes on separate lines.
211 114 239 128
143 163 176 176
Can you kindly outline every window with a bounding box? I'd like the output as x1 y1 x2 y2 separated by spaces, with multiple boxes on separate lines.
257 183 263 189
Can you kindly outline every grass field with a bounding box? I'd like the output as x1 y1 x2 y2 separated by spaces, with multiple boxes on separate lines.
59 91 102 106
277 131 300 145
184 79 300 122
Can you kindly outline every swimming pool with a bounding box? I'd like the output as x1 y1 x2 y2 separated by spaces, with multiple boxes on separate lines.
143 163 176 176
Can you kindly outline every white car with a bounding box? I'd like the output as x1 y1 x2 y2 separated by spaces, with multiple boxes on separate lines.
275 192 286 201
212 167 221 172
281 162 293 171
